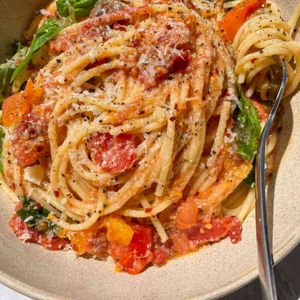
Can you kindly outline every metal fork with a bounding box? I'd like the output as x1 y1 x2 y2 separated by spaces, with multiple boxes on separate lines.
255 58 287 300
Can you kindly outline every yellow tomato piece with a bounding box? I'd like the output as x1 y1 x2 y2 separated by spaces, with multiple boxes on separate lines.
104 216 134 246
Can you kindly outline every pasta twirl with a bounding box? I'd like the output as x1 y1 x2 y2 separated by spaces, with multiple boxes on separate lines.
1 0 299 274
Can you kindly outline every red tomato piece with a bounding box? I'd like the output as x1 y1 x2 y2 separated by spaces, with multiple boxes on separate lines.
9 214 69 251
89 133 137 174
185 216 242 244
153 239 172 265
108 224 154 274
12 106 51 167
171 49 190 73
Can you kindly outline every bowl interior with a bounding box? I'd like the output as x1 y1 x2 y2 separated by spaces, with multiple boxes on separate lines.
0 1 299 299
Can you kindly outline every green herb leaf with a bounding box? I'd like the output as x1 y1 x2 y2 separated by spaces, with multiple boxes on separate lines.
0 45 27 103
56 0 97 18
16 197 55 230
72 0 98 17
0 61 15 102
56 0 73 17
11 19 61 83
233 87 261 161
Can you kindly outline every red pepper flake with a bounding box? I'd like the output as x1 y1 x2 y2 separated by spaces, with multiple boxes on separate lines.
54 190 60 198
144 207 152 213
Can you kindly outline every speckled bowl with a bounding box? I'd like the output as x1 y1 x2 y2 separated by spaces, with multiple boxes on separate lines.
0 1 299 299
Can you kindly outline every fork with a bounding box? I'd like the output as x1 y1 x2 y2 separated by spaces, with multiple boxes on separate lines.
255 58 287 300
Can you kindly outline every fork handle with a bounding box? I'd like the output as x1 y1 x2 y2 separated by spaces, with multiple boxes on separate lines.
255 58 287 300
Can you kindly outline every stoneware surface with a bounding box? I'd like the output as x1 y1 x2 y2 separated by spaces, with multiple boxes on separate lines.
0 1 299 299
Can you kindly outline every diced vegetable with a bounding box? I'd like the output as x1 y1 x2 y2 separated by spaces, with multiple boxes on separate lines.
108 225 154 274
89 133 137 174
2 79 44 128
219 0 266 41
102 216 134 246
56 0 98 18
2 92 28 127
176 201 199 230
67 222 108 258
233 87 261 161
11 19 61 82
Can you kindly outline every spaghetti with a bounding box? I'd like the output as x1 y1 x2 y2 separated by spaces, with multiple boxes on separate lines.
1 0 299 274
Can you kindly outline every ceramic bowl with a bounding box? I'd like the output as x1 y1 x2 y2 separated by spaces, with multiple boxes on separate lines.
0 0 299 299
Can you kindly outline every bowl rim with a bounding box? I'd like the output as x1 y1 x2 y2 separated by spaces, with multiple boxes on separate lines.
0 0 299 298
0 228 299 300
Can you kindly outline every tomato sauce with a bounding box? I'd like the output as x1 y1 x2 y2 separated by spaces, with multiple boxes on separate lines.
9 214 69 251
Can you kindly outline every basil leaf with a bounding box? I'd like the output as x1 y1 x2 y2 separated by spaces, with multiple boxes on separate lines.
56 0 98 18
16 197 55 230
72 0 98 17
56 0 72 17
233 87 261 161
0 127 5 173
0 62 15 102
0 45 27 102
11 19 61 83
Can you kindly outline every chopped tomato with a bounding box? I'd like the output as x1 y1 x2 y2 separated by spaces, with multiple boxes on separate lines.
12 106 51 167
171 50 191 73
219 0 266 41
153 245 171 265
89 133 137 173
153 233 172 265
170 216 242 253
2 79 44 128
185 216 242 244
49 6 150 55
9 214 69 250
136 15 192 87
68 222 108 258
176 201 199 230
108 225 153 274
251 99 268 121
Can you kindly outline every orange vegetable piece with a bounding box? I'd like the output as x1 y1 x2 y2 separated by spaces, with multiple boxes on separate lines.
219 0 266 42
3 93 30 128
102 216 134 246
176 201 199 230
2 79 44 128
68 230 92 256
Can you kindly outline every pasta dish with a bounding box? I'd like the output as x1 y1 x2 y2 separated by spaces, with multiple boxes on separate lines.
0 0 299 274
